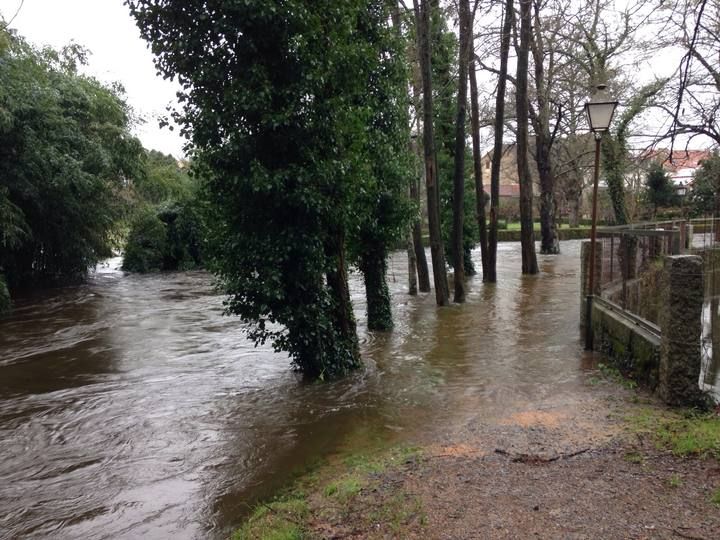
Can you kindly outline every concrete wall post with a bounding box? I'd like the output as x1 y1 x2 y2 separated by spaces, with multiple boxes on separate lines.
658 254 705 406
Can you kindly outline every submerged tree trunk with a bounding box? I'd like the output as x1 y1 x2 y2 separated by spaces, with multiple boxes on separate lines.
359 245 394 331
394 1 429 295
324 228 361 376
415 0 449 306
486 0 514 283
469 51 489 279
516 0 539 274
410 131 431 293
529 0 559 255
451 0 471 303
536 143 560 254
406 233 418 295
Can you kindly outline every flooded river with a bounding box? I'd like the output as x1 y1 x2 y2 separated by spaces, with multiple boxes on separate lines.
0 241 588 539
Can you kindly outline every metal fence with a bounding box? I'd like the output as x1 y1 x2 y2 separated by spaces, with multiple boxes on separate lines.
590 217 720 399
595 219 688 326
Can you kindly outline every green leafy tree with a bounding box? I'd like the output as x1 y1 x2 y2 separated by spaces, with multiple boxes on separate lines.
128 0 409 377
134 150 193 205
348 4 414 331
0 29 143 294
123 198 205 273
644 162 679 217
689 151 720 217
122 210 167 272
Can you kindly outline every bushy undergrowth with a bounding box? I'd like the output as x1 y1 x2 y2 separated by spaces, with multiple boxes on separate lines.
123 201 205 273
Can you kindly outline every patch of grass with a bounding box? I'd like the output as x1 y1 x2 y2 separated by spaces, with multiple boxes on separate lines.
597 362 638 389
627 408 720 458
668 474 682 488
323 475 363 501
233 443 426 538
711 487 720 506
624 451 644 464
369 491 426 534
234 496 308 540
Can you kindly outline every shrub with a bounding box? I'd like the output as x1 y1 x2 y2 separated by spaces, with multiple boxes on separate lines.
122 210 167 272
157 201 205 270
123 200 205 273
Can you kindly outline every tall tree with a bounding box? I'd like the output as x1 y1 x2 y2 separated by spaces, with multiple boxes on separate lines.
351 1 414 331
469 35 489 278
485 0 514 283
0 29 144 293
529 0 561 254
414 0 450 305
451 0 472 303
660 0 720 147
128 0 408 377
601 80 666 224
516 0 539 274
404 7 432 294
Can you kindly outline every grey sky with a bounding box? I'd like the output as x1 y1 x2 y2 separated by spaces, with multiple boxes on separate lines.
1 0 186 157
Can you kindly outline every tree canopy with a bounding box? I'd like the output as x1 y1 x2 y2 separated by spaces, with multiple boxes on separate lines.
127 0 413 377
0 28 144 291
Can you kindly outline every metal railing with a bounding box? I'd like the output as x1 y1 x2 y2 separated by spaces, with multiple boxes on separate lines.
595 219 688 325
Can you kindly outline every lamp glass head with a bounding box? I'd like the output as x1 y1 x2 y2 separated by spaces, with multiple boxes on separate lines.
584 84 618 133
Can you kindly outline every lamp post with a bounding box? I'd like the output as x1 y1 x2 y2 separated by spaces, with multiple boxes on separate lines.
584 84 618 350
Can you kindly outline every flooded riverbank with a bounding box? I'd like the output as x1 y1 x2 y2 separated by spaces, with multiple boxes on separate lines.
0 242 587 539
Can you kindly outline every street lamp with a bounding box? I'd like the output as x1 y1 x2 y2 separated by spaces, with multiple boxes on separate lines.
584 84 618 350
677 182 687 197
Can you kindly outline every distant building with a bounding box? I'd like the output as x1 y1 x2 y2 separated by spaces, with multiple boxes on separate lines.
479 143 539 198
638 148 714 186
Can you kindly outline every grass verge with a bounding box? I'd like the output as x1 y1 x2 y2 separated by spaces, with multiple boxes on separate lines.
233 445 425 539
626 407 720 458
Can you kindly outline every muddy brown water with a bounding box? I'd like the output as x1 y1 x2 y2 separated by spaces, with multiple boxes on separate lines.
1 241 590 539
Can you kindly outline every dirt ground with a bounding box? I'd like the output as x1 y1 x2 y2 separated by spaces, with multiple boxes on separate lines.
304 381 720 540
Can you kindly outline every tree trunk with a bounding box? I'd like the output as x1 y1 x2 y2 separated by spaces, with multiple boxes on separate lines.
469 51 489 279
410 43 432 293
407 233 418 295
516 0 539 274
360 245 394 331
414 0 449 306
324 228 361 375
394 0 429 294
537 144 560 254
451 0 471 303
529 0 559 255
569 194 580 227
487 0 514 283
410 131 431 292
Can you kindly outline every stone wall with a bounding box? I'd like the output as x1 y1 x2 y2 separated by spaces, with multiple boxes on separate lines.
591 299 661 388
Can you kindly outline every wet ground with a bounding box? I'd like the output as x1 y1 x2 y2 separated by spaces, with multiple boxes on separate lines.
1 241 605 539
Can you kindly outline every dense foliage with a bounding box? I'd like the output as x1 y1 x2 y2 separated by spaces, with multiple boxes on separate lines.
348 5 414 331
644 162 679 215
128 0 412 377
122 209 167 273
0 30 144 292
134 150 193 205
122 150 204 273
689 151 720 217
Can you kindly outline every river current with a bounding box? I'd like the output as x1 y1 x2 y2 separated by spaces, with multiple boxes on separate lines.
0 242 587 539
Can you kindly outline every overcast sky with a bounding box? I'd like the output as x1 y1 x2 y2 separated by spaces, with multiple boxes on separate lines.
1 1 711 158
0 0 186 157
